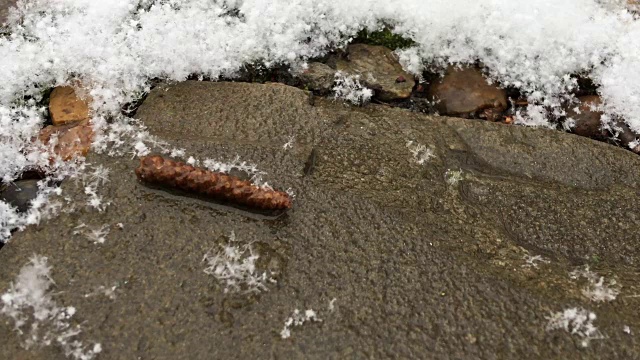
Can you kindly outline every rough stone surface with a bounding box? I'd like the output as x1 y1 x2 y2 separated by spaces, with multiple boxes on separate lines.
335 44 414 101
428 66 508 116
49 86 91 126
566 95 607 140
1 81 639 359
295 62 336 94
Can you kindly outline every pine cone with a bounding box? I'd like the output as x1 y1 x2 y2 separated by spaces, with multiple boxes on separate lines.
135 155 292 210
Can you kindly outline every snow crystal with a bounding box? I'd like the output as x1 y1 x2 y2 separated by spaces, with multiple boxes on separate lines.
444 169 464 186
282 135 295 150
328 298 337 312
202 231 272 294
202 156 268 186
84 285 118 300
280 308 322 339
522 254 550 268
406 140 435 165
570 265 620 302
0 255 102 359
333 71 373 105
546 307 604 347
73 223 110 244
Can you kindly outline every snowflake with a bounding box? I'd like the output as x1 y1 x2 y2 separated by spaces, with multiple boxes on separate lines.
333 71 373 105
570 265 620 302
280 308 322 339
202 232 272 294
406 140 435 165
546 307 603 347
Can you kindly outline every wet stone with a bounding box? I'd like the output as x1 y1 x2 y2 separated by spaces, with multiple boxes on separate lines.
38 119 94 160
565 95 608 140
2 81 640 359
428 66 507 116
614 119 640 153
335 43 415 101
0 179 41 212
296 62 336 94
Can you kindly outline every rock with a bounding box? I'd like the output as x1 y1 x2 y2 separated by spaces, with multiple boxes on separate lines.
2 81 640 359
49 86 91 126
38 119 94 160
335 44 414 101
612 119 640 153
296 62 336 94
427 66 508 116
478 106 505 122
0 179 40 212
0 0 17 27
565 95 608 140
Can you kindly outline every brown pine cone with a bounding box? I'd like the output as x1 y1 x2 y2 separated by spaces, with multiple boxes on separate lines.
135 155 292 210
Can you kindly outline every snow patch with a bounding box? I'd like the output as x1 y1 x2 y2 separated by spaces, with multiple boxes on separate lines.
203 231 273 294
546 307 603 347
570 265 620 302
333 71 373 105
280 308 322 339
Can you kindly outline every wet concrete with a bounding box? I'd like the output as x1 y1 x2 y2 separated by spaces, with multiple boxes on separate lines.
1 82 639 359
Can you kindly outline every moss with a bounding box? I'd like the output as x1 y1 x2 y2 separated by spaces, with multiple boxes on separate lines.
353 27 415 50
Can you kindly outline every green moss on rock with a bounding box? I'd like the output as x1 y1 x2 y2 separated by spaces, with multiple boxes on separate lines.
353 27 415 50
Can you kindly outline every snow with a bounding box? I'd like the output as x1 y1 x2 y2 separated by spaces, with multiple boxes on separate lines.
73 223 110 244
522 254 550 268
406 140 435 165
570 265 620 302
1 0 640 242
202 231 272 294
546 307 604 347
333 71 373 105
280 308 322 339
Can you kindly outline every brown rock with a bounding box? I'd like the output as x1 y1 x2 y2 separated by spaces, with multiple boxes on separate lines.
565 95 608 140
427 66 507 116
335 44 415 101
296 62 336 94
613 119 640 151
565 96 640 152
38 119 94 161
49 86 91 126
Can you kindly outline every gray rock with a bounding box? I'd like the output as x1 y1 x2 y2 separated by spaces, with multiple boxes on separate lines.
295 62 336 94
335 44 415 101
1 81 639 359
